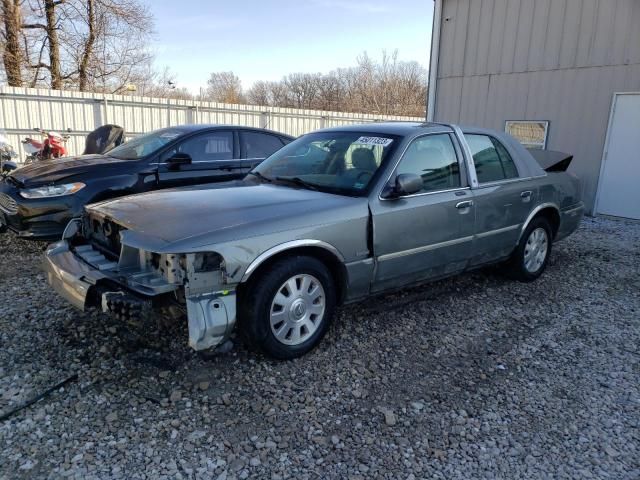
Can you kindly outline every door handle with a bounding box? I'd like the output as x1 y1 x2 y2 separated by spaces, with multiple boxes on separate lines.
455 200 474 209
520 190 532 203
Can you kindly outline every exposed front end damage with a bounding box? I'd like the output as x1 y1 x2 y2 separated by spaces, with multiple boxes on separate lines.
44 216 238 351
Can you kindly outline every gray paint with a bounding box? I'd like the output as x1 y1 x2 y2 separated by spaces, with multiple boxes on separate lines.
44 122 584 353
431 0 640 212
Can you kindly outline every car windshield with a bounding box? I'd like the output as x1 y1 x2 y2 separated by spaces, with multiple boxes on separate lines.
252 131 400 196
107 128 185 160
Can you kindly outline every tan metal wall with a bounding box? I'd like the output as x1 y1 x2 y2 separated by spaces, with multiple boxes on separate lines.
0 86 422 160
432 0 640 212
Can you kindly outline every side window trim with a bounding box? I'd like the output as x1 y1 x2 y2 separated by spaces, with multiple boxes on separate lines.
381 132 467 199
490 136 520 178
233 130 240 159
465 133 505 185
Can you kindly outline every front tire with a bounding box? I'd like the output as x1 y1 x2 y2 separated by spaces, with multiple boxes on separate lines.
504 216 552 282
239 256 336 359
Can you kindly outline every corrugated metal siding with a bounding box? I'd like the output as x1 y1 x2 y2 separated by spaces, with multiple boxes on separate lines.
433 0 640 212
0 86 421 160
438 0 640 77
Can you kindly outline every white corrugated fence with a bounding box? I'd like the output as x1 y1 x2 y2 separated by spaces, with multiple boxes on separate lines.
0 86 423 160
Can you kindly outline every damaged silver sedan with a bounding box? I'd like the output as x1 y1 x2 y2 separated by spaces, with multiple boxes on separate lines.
44 122 584 359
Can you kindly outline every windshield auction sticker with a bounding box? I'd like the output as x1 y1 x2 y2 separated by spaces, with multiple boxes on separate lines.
355 136 393 147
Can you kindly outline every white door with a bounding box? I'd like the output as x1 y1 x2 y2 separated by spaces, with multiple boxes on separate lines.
596 93 640 220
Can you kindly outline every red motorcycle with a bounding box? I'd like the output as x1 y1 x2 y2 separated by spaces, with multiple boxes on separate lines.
22 128 71 163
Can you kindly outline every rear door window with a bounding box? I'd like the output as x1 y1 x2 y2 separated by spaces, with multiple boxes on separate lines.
465 134 518 183
242 131 286 159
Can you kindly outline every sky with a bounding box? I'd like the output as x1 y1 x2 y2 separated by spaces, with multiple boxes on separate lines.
151 0 434 94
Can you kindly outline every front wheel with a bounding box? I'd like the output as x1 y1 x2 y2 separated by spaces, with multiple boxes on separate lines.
504 217 552 282
239 256 336 359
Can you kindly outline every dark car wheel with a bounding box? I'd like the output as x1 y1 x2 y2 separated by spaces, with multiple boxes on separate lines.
239 256 336 359
504 216 552 282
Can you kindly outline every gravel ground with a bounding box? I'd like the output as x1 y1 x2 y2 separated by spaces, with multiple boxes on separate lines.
0 216 639 480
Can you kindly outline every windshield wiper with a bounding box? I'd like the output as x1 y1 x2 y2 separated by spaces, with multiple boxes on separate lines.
275 176 318 191
247 171 273 183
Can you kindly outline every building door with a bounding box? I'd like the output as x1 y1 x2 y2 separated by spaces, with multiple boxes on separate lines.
596 93 640 220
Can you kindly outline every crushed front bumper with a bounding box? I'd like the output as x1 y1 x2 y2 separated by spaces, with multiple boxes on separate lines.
43 240 237 350
43 241 107 310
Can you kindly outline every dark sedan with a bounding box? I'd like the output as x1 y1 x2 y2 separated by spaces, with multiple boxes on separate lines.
0 125 293 240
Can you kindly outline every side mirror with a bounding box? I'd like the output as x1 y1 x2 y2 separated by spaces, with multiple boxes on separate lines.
166 152 192 169
383 173 423 198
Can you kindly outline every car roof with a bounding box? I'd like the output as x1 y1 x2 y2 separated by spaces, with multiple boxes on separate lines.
164 124 294 139
313 121 452 136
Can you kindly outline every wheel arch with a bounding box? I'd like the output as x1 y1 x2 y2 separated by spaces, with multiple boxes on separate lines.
239 240 348 304
519 203 561 242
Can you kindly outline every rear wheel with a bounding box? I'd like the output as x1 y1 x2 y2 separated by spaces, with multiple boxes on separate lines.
239 256 336 359
504 216 552 282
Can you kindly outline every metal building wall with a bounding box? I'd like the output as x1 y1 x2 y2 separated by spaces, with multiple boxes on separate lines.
0 86 421 160
432 0 640 212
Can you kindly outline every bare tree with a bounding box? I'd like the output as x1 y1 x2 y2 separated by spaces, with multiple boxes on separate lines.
42 0 61 88
246 80 270 106
1 0 24 85
136 66 192 100
204 51 426 115
76 0 94 90
8 0 153 92
205 71 243 103
284 72 322 109
70 0 153 93
21 0 66 89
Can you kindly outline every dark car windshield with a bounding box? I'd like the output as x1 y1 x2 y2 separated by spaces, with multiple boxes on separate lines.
107 128 185 160
252 131 400 196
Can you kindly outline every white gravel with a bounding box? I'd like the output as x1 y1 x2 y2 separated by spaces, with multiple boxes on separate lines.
0 216 639 479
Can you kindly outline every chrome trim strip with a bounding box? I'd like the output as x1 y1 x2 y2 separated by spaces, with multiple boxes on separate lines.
241 239 345 282
377 224 521 262
475 224 520 239
475 175 546 188
150 160 242 166
377 235 474 262
0 192 18 215
384 186 471 201
561 203 584 215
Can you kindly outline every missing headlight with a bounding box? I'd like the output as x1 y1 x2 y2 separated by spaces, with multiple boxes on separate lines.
150 252 161 270
193 252 223 272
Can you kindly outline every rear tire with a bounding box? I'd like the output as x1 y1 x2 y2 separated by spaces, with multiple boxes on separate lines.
239 256 336 359
504 216 552 282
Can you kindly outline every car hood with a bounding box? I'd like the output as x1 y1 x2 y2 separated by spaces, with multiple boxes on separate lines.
87 183 367 249
9 154 134 187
